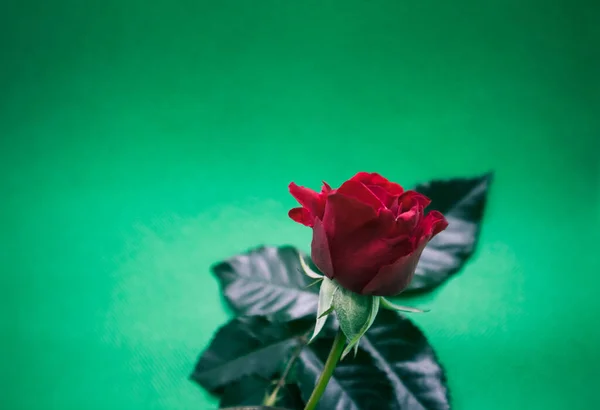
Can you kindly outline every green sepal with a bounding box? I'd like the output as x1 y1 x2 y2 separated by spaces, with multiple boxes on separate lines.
298 253 324 279
380 297 429 313
305 278 323 289
332 288 380 359
310 277 337 343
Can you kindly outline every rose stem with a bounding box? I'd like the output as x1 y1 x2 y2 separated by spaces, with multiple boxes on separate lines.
263 334 308 406
302 329 345 410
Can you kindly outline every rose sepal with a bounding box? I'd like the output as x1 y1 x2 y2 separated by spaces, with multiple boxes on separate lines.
310 276 336 342
333 286 380 359
300 254 427 359
299 254 324 279
380 297 429 313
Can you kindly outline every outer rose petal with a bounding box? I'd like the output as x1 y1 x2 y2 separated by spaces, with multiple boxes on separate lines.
360 236 429 296
350 172 404 195
365 185 399 208
394 207 421 233
423 210 449 238
360 210 449 296
322 190 379 239
288 207 314 227
397 191 431 213
289 182 326 219
311 217 335 279
323 208 410 294
321 181 332 194
336 180 385 210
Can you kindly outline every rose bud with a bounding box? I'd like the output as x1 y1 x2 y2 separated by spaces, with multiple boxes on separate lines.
288 172 448 296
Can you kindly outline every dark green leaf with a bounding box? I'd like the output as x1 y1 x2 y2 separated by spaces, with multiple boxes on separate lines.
212 246 319 320
407 172 493 292
190 316 312 393
192 311 448 409
361 310 450 409
295 310 450 410
219 375 304 409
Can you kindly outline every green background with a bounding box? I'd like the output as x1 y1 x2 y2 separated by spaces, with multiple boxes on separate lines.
2 0 599 409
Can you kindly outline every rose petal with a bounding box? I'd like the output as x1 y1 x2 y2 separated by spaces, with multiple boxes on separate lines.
288 207 314 227
366 185 399 208
321 181 332 193
336 180 385 210
350 172 404 195
360 237 429 296
395 207 421 232
389 196 400 214
397 190 431 213
289 182 326 219
422 210 449 238
311 217 335 279
322 208 410 294
377 207 397 229
322 190 379 238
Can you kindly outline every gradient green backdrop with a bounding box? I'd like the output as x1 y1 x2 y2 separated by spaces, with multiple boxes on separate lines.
1 1 599 409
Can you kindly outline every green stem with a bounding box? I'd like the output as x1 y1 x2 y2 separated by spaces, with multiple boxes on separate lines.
303 329 346 410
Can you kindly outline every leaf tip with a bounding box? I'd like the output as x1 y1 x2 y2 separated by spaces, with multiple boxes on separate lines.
481 170 495 185
341 343 353 360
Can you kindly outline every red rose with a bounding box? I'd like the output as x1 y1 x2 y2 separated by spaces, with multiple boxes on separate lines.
288 172 448 296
